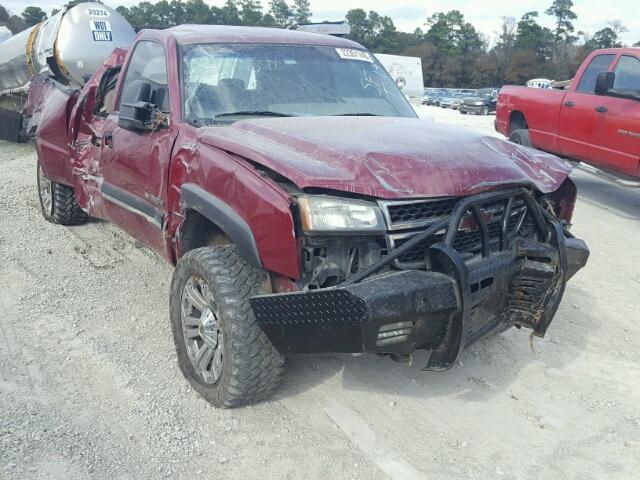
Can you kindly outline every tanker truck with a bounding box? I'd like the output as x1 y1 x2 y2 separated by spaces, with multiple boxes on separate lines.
0 2 135 141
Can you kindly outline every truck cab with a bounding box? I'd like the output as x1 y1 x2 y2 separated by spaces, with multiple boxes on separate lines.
497 48 640 178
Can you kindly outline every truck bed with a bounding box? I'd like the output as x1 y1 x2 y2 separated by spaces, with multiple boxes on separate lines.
496 86 566 152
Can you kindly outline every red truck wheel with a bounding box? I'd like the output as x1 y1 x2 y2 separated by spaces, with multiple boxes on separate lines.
169 245 284 408
37 161 87 226
509 129 533 147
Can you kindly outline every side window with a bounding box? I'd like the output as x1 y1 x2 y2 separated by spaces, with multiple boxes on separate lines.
95 67 121 117
118 41 169 112
613 55 640 92
576 54 616 94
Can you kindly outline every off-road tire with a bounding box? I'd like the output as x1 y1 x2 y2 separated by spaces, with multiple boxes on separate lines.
37 161 88 225
509 128 533 147
170 246 284 408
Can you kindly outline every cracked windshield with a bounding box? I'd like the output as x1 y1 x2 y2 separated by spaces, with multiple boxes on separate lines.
181 44 416 124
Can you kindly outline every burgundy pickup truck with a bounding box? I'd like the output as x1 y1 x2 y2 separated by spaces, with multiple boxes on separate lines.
496 48 640 178
31 25 589 407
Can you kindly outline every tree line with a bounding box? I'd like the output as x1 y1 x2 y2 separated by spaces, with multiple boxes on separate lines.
2 0 639 88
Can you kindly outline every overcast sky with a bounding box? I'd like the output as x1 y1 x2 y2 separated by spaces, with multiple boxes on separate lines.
3 0 638 45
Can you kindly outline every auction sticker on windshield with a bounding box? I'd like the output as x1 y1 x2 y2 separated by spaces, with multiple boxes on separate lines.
335 48 373 62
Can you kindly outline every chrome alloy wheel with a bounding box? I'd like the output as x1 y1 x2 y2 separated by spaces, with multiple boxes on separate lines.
181 276 224 384
38 165 53 215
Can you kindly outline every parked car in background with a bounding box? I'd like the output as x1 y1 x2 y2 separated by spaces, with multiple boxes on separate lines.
460 88 499 115
440 92 467 109
497 48 640 178
422 90 446 106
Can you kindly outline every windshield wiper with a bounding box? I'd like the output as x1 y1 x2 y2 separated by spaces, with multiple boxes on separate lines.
214 110 294 119
332 113 381 116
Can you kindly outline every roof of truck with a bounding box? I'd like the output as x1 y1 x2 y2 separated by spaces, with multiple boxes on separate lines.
139 24 364 49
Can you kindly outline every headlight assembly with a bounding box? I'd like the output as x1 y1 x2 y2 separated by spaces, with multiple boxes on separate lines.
298 196 386 233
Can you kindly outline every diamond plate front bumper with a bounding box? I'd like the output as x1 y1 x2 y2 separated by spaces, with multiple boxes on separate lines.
250 189 590 370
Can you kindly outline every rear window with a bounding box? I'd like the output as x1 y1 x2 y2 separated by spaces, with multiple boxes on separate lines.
576 54 615 94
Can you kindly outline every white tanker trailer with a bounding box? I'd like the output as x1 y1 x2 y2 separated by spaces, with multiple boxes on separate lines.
0 2 135 141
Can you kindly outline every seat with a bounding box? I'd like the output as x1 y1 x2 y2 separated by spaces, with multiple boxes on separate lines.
186 83 220 121
216 78 249 112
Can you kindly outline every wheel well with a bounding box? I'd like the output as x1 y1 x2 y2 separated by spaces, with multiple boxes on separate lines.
509 111 528 134
178 209 231 258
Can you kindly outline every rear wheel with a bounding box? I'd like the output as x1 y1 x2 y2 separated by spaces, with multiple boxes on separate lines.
460 110 467 115
170 246 284 408
509 129 533 147
37 161 87 225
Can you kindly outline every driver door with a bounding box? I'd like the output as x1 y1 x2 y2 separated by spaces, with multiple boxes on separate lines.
100 40 177 256
589 54 640 177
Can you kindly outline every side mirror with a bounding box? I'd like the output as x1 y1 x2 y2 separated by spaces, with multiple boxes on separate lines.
595 71 615 95
118 80 159 131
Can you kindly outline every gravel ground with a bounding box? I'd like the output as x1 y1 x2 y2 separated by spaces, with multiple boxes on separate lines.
1 107 639 479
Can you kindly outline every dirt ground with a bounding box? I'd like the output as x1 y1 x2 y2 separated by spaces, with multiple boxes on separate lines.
1 107 639 480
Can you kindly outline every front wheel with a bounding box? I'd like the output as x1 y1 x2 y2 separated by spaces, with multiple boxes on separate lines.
509 129 533 147
170 246 284 408
37 161 87 225
481 106 489 116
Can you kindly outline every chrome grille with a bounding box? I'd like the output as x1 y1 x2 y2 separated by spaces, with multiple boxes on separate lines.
383 196 528 268
379 198 457 230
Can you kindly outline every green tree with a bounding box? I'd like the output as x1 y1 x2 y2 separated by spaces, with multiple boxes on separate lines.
183 0 214 24
168 0 186 25
269 0 292 27
260 13 276 26
239 0 263 26
424 10 483 55
471 50 501 87
345 9 400 52
545 0 577 44
496 16 516 50
403 42 443 86
515 11 554 60
22 6 46 26
504 49 547 84
219 0 240 24
634 41 640 47
345 9 368 45
585 27 621 50
292 0 310 24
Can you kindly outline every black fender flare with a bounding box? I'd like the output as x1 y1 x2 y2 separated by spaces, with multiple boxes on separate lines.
179 183 262 268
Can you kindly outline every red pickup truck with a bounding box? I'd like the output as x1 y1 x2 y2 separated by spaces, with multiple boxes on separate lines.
496 48 640 178
30 25 589 407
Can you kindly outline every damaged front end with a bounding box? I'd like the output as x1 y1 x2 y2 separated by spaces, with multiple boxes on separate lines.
250 187 589 370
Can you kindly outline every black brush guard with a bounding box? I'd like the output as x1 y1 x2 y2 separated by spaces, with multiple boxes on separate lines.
250 188 589 370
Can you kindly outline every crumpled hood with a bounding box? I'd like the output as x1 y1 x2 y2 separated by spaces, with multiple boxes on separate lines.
198 116 571 199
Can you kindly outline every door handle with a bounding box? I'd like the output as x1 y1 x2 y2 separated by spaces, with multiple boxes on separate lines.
103 132 114 149
564 101 575 107
595 106 608 113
